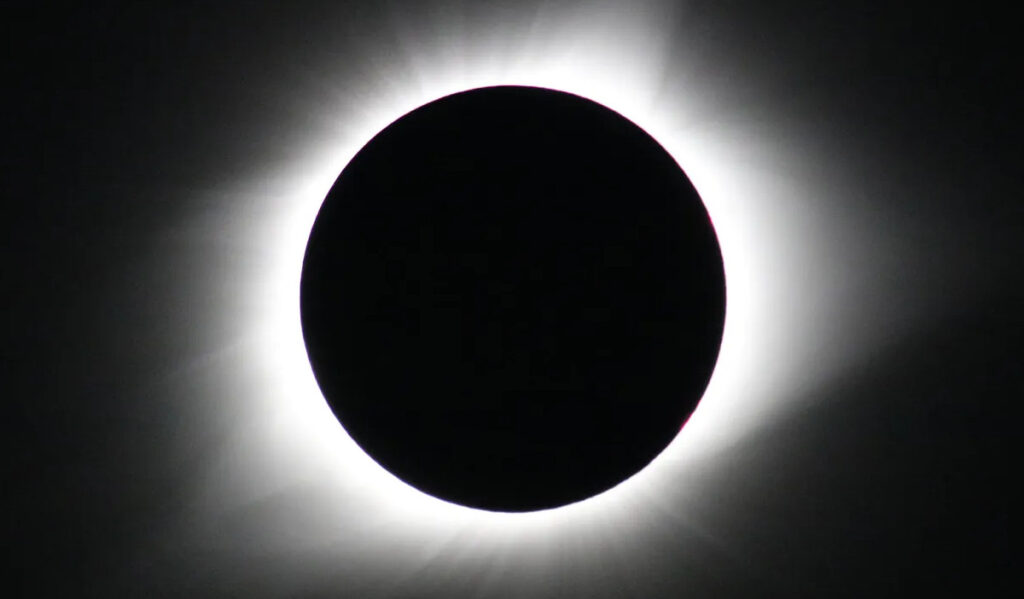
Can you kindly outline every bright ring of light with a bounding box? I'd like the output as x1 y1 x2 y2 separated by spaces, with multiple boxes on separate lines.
220 2 844 541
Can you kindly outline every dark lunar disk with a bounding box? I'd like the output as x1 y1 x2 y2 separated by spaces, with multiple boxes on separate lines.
300 86 725 512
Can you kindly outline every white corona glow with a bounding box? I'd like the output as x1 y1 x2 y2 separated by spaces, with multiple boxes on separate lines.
177 0 893 563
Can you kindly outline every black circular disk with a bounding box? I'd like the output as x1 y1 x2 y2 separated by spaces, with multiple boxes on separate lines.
300 86 725 512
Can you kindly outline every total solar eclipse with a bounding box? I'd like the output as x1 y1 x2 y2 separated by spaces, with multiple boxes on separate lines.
300 86 725 512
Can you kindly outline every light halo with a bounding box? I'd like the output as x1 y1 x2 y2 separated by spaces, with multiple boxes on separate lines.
182 1 874 557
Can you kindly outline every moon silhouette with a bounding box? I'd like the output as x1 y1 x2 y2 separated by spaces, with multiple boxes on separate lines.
300 86 725 511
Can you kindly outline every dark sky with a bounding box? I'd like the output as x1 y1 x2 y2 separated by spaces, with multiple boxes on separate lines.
5 2 1019 597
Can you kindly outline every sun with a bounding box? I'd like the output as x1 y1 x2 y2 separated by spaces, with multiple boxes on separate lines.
188 0 849 549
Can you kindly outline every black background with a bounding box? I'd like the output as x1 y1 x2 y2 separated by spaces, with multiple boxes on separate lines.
4 2 1019 596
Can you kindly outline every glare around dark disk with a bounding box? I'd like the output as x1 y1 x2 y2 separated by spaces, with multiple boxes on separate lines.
300 86 725 512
